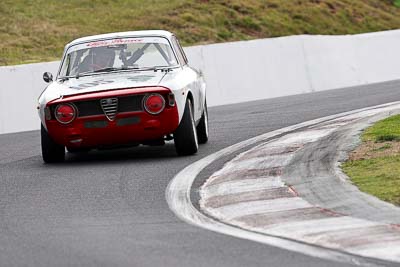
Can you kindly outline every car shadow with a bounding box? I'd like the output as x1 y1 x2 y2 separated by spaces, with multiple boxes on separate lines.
64 142 185 165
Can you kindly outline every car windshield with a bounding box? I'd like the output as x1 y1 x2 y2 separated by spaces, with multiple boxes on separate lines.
59 36 179 78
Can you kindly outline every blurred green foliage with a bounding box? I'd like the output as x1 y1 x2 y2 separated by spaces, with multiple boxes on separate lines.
1 0 400 65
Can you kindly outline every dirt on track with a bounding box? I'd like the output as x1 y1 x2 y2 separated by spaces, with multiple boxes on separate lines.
348 140 400 161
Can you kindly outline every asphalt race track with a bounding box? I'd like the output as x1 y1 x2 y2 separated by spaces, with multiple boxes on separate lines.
1 80 400 267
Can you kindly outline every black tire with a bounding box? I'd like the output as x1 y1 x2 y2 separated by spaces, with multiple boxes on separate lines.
41 124 65 163
174 99 199 156
196 100 209 144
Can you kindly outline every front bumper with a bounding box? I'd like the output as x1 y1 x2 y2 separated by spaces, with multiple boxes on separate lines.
45 107 179 148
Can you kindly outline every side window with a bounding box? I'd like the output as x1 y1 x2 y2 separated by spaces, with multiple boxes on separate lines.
171 36 187 65
60 54 70 77
175 37 188 64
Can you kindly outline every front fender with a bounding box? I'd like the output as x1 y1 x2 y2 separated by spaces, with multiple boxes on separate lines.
174 87 192 123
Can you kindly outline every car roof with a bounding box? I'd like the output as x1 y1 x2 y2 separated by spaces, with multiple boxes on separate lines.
67 30 174 47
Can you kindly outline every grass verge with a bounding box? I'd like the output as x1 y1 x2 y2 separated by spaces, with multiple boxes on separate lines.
362 114 400 142
342 156 400 205
1 0 400 65
342 115 400 206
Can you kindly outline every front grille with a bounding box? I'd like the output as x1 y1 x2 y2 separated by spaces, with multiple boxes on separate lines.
71 95 144 118
74 101 103 117
101 98 118 121
118 95 144 113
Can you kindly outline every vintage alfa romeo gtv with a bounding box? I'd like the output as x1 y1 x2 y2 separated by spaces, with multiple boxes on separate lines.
38 30 208 163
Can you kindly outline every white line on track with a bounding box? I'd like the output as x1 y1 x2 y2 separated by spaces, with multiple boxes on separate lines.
264 216 383 237
209 197 312 221
218 154 293 172
201 177 285 198
354 243 400 263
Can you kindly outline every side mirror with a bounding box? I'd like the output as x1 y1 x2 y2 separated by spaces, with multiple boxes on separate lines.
43 72 53 83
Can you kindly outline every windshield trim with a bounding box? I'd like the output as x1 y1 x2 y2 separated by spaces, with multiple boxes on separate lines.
56 35 181 79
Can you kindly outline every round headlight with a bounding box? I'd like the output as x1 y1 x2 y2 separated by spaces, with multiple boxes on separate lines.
55 103 76 124
143 94 165 115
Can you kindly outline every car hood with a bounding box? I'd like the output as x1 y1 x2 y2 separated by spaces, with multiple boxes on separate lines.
52 71 167 97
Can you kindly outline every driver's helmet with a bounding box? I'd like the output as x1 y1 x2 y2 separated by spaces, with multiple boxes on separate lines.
91 47 115 69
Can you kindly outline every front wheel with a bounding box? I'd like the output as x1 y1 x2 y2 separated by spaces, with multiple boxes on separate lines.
174 99 198 156
196 101 209 144
41 124 65 163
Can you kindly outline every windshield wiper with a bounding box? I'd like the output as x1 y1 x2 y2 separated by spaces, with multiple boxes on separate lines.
136 66 177 72
92 67 122 73
58 68 119 81
91 66 175 73
73 67 137 79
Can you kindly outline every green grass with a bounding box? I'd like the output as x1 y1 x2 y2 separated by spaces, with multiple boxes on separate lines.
343 114 400 206
342 156 400 205
2 0 400 65
362 114 400 142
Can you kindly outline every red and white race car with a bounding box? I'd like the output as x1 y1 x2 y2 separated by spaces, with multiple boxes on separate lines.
38 30 208 163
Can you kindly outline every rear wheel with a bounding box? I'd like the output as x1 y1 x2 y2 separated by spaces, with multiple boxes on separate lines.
41 124 65 163
196 101 209 144
174 99 198 156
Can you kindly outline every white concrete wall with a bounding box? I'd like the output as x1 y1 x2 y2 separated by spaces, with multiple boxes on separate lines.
1 30 400 134
185 30 400 107
0 62 59 134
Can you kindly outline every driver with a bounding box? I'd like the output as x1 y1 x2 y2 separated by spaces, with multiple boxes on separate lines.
90 47 115 71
